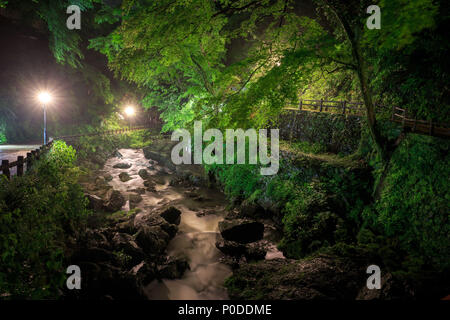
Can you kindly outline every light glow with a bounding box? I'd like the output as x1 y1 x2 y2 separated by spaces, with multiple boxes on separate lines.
125 106 135 116
38 92 52 104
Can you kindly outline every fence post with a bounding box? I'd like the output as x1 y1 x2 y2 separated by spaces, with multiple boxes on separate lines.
17 156 24 176
26 152 32 170
342 101 346 115
2 160 10 180
319 99 323 112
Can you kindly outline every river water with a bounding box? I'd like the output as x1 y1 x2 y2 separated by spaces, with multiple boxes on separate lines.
101 149 232 300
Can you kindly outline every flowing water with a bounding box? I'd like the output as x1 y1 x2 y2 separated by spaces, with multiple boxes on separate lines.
101 149 232 300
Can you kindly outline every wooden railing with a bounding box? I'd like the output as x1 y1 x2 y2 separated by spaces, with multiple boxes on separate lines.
284 99 450 139
1 126 157 180
390 107 450 138
1 141 53 180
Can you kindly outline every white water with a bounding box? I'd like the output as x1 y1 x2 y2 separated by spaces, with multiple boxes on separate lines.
101 149 232 300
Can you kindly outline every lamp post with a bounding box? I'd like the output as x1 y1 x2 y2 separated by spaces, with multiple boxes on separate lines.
38 92 52 145
125 106 135 129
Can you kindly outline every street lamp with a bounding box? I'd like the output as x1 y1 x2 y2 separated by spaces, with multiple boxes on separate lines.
38 91 52 144
125 106 135 129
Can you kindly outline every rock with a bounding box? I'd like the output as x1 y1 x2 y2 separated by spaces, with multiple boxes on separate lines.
113 150 123 158
138 169 150 180
215 237 268 261
130 188 146 195
111 232 145 265
219 219 264 244
131 261 156 286
157 257 190 279
216 238 246 256
135 226 170 255
160 206 181 225
95 176 107 186
226 255 365 300
119 172 132 182
86 194 104 211
240 201 268 218
104 190 126 212
104 174 113 182
129 194 143 209
196 209 217 217
113 163 132 169
143 180 156 192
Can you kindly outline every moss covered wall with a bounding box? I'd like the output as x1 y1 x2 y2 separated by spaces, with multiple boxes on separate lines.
278 110 362 155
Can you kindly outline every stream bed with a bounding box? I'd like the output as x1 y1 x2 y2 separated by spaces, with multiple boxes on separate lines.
101 148 232 300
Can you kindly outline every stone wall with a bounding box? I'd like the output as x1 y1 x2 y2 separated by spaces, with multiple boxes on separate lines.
278 110 362 155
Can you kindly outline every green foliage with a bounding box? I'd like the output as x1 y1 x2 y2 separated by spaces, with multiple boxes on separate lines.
372 135 450 270
0 122 6 144
0 141 89 299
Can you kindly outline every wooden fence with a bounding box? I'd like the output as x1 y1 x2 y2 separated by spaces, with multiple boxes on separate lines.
285 99 450 139
1 141 53 180
1 126 156 180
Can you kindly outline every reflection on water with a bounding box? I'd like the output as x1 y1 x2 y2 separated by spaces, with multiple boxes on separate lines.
102 149 232 300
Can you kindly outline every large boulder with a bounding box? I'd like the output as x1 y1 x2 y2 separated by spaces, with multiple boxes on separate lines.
157 257 190 279
86 194 104 212
104 190 126 212
159 206 182 225
135 226 170 255
113 162 132 169
219 219 264 243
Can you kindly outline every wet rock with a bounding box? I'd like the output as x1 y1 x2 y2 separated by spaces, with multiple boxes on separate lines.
219 219 264 244
240 201 268 219
113 162 132 169
95 176 107 186
129 194 143 209
111 232 145 265
86 194 104 211
113 150 123 158
226 255 365 300
196 209 216 217
115 219 137 235
160 206 181 225
130 188 146 195
104 174 113 182
216 238 246 256
131 261 156 286
135 226 170 255
143 180 156 192
138 169 150 180
119 172 132 182
157 257 190 279
104 190 126 212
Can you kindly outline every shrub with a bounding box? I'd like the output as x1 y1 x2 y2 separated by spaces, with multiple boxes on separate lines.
0 140 89 299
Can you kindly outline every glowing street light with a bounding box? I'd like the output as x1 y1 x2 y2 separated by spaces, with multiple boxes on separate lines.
124 105 135 128
37 91 52 144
